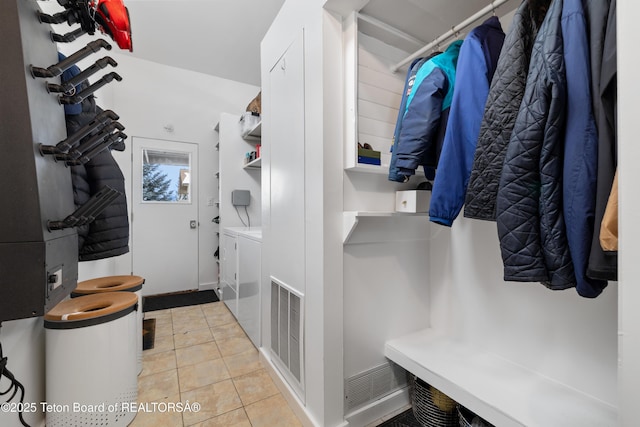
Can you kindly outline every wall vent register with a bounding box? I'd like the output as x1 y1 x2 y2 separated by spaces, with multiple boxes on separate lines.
270 278 304 400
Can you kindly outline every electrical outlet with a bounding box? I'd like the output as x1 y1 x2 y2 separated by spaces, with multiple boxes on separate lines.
48 268 62 291
207 198 214 206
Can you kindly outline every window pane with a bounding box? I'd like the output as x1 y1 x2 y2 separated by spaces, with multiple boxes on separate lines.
142 148 191 203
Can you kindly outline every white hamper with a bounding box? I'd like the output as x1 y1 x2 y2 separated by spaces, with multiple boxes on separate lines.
71 275 145 375
45 292 139 427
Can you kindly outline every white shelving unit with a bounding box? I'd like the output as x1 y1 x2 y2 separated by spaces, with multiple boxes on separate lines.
241 116 262 169
385 329 616 427
213 121 221 297
217 112 262 232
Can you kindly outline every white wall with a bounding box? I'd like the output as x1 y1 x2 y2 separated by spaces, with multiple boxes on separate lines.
429 218 617 404
343 173 433 382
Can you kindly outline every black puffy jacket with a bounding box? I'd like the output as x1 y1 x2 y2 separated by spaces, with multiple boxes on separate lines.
463 0 551 221
495 0 575 290
78 148 129 261
64 66 130 261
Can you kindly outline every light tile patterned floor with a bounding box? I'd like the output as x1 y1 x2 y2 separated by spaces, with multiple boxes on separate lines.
130 302 303 427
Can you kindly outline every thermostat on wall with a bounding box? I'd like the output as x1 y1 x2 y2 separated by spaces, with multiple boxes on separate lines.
232 189 251 206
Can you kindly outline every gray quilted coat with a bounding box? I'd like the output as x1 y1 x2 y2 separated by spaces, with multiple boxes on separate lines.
463 0 551 220
495 0 575 290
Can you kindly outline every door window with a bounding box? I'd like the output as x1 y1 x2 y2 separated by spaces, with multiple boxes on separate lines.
141 148 192 203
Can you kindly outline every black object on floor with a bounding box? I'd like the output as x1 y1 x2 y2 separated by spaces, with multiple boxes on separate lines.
377 409 423 427
143 290 219 312
142 318 156 350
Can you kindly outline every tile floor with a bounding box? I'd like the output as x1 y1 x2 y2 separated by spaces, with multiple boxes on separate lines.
130 302 304 427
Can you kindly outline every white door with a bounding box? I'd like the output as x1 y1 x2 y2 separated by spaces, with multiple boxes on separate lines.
132 137 199 296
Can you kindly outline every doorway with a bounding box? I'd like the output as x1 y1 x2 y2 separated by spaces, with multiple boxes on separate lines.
131 137 199 296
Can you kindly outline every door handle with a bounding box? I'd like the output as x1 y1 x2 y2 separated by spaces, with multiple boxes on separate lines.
190 220 197 229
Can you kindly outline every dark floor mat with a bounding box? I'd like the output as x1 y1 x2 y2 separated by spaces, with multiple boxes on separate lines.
378 409 423 427
143 290 219 312
142 318 156 350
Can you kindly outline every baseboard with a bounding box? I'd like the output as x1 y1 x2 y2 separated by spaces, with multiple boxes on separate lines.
259 348 321 427
345 387 410 427
198 282 215 291
258 348 407 427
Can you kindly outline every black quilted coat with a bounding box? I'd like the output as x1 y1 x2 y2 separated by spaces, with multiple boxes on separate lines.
64 72 130 261
463 0 551 220
495 0 575 290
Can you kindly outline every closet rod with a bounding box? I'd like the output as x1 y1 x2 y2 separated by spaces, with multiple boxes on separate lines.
391 0 512 73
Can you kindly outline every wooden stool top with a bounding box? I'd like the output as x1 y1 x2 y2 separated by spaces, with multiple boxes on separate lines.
74 275 145 294
45 292 138 322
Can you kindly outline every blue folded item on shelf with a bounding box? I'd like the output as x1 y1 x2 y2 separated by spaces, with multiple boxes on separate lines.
358 156 381 166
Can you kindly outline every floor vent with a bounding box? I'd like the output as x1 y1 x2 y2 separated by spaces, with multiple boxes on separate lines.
345 361 408 412
270 277 304 397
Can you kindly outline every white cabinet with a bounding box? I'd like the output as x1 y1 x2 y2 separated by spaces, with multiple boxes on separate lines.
237 231 261 347
220 227 261 347
220 229 238 317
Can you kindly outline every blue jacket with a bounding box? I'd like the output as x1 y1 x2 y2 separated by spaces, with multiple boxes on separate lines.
429 17 505 226
388 41 462 182
561 0 607 297
389 55 435 182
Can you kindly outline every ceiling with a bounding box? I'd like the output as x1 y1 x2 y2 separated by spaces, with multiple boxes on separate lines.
121 0 285 86
76 0 520 86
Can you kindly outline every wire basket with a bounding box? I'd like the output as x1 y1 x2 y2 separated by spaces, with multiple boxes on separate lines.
409 375 458 427
457 405 494 427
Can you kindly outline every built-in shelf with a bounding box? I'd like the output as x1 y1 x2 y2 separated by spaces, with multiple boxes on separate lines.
241 118 262 141
243 157 262 169
247 121 261 139
345 163 388 175
343 211 428 244
385 329 617 427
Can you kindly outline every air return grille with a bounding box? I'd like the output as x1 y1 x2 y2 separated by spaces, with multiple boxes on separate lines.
270 278 304 394
345 361 408 412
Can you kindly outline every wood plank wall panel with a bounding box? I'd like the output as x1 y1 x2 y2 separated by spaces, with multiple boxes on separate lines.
357 32 410 156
